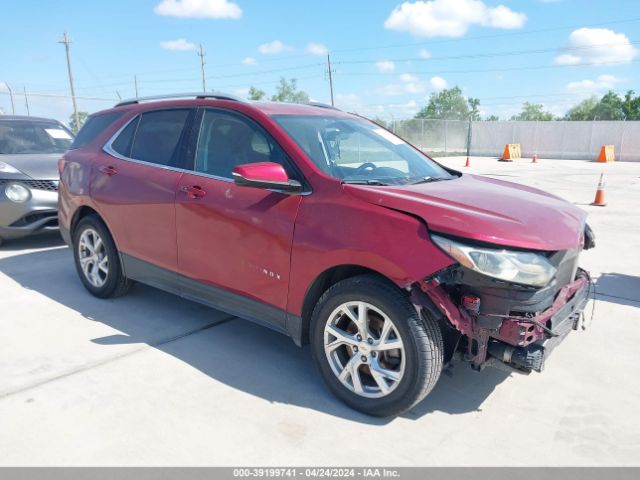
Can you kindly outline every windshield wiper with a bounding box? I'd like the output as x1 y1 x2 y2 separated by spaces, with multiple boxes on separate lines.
408 176 452 185
341 179 390 186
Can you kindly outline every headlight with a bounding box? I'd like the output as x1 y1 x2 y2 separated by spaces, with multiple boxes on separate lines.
0 161 21 174
5 183 30 203
432 234 556 287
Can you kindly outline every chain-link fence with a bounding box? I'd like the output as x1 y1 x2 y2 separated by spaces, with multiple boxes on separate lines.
387 119 470 157
386 119 640 161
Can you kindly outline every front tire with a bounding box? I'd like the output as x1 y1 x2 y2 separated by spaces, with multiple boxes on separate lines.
310 275 443 417
72 215 131 298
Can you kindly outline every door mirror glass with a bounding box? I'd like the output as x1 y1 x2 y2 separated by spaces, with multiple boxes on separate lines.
232 162 302 193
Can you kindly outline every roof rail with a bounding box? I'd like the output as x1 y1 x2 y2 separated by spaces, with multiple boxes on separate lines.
305 102 341 111
115 92 243 107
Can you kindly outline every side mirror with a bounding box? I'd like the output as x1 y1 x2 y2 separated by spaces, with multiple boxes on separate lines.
232 162 302 193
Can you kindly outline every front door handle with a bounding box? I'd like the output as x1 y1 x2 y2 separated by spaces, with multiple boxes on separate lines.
99 165 117 176
180 185 206 199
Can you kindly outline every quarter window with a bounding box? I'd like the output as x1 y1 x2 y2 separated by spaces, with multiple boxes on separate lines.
111 116 139 157
129 109 190 166
195 109 290 179
71 112 121 149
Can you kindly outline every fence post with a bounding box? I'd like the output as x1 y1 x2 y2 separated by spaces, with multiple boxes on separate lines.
589 120 595 160
444 120 448 153
466 117 472 158
619 119 627 162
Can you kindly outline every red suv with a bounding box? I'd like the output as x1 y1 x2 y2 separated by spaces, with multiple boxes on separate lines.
59 93 593 417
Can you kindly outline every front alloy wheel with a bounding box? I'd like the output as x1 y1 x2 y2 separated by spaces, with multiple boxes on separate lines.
324 301 406 398
311 275 444 417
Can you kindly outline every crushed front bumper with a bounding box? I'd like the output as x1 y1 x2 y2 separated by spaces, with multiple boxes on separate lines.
414 270 591 373
0 182 59 241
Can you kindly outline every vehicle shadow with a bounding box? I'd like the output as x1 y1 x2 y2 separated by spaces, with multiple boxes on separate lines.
595 272 640 307
0 232 65 251
0 247 511 424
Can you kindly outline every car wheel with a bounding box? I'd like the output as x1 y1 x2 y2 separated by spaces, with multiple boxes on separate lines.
310 274 443 417
72 215 131 298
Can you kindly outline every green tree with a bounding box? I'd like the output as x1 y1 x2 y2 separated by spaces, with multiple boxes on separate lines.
271 78 310 103
485 114 500 121
248 86 266 101
467 97 481 121
415 86 470 120
564 96 599 120
511 102 554 121
69 111 88 133
591 91 625 120
622 90 640 120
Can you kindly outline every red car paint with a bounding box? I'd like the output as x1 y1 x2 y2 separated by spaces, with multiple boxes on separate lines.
59 98 588 358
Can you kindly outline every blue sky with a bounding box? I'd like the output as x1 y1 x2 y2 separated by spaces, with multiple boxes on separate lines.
1 0 639 123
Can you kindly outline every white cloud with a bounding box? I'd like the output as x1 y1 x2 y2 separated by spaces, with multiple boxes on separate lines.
376 60 396 73
429 76 448 90
154 0 242 19
160 38 196 51
242 56 257 65
384 0 526 38
565 74 622 94
306 42 328 56
554 28 638 66
258 40 293 54
417 49 432 59
400 73 419 83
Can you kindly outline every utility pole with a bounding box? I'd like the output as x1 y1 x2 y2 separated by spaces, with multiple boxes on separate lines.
59 32 80 132
327 54 335 107
23 86 30 116
197 44 207 92
134 75 139 98
4 82 15 114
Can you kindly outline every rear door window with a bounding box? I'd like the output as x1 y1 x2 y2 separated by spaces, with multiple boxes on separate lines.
130 109 190 167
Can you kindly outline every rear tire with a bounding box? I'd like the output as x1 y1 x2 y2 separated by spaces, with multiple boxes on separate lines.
72 215 131 298
310 274 443 417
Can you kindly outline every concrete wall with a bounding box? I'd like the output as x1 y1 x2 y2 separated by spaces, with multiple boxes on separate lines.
469 120 640 161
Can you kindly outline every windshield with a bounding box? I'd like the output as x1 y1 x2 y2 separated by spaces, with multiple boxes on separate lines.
0 121 73 154
272 114 454 185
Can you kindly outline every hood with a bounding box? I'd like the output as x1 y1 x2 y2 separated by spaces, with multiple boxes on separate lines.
0 153 61 180
344 174 586 251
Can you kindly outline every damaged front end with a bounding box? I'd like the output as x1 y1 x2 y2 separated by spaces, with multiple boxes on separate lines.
410 231 594 374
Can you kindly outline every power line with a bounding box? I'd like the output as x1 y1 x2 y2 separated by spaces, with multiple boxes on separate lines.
336 40 640 65
337 59 640 77
332 17 640 54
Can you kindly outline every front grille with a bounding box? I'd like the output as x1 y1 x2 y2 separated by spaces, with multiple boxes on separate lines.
0 179 59 192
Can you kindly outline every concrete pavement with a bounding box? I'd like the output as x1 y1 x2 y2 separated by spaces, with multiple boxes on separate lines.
1 158 639 466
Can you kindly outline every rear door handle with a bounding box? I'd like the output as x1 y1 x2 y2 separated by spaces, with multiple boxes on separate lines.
99 165 117 176
180 185 206 199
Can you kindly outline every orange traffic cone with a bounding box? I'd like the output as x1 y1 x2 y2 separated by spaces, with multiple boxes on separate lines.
532 153 539 164
465 156 470 167
591 173 606 206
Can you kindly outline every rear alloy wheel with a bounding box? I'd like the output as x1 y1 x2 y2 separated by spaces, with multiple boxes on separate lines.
78 228 108 288
73 215 131 298
311 275 443 417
